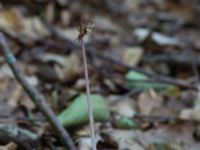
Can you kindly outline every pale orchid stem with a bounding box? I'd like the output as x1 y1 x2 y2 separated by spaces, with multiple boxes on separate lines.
80 39 96 150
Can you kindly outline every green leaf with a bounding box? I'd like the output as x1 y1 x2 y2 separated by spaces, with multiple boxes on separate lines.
149 142 183 150
57 94 110 127
151 142 168 150
114 116 137 129
125 71 169 90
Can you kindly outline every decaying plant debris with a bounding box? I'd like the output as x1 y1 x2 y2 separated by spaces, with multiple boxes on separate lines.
0 0 200 150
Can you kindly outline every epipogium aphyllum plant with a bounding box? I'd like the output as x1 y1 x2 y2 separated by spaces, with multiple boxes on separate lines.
76 21 96 150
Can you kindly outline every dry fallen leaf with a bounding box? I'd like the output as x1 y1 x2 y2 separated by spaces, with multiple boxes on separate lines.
21 16 50 40
33 52 82 81
112 97 136 118
78 136 101 150
58 53 82 81
60 9 71 26
0 8 50 43
8 84 22 108
133 28 180 46
0 142 17 150
122 47 143 66
108 129 145 150
0 64 14 79
164 0 196 23
45 2 55 23
138 90 163 115
93 15 121 32
0 8 23 31
180 105 200 121
180 89 200 121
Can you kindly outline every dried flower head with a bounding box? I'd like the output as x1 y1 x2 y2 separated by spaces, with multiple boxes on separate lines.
76 21 95 42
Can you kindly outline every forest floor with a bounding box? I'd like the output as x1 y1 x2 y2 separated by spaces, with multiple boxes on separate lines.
0 0 200 150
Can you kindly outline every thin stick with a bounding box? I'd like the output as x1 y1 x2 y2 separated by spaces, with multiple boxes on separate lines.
134 114 199 124
80 39 96 150
189 48 200 82
0 33 76 150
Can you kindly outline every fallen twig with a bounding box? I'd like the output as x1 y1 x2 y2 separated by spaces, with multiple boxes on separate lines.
0 124 38 149
188 47 200 82
0 33 76 150
134 114 198 124
0 114 45 122
142 53 200 67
